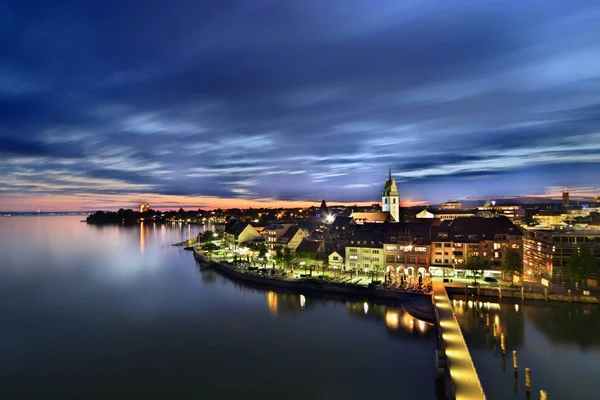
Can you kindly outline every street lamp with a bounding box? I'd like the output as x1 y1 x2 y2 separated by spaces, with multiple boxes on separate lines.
326 214 335 223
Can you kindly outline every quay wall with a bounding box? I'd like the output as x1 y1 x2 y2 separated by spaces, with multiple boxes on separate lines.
193 252 435 322
446 286 600 304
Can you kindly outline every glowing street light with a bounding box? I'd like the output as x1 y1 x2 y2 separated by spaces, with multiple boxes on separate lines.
326 214 335 223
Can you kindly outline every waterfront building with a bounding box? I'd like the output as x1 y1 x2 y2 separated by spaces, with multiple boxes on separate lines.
264 223 294 249
416 208 475 221
383 222 435 277
328 251 344 269
277 225 307 251
430 217 523 278
382 168 400 222
345 224 384 273
523 228 600 283
441 202 462 210
224 221 262 250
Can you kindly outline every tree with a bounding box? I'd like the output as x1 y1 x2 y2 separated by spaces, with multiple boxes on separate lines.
501 249 522 281
371 266 384 284
463 254 485 283
321 258 329 277
202 242 219 259
273 247 283 267
568 244 597 286
258 243 267 267
283 247 294 271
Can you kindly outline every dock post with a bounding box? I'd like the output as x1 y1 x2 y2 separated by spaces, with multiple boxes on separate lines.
513 350 518 369
486 314 490 329
499 286 502 299
493 323 498 339
568 289 571 303
501 333 506 354
544 288 548 302
521 286 525 300
525 368 531 391
540 390 547 400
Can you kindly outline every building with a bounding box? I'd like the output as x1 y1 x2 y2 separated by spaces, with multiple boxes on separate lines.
328 251 344 269
140 203 150 213
383 221 435 277
532 211 567 228
345 224 384 273
351 212 391 224
224 221 262 249
295 239 325 256
382 168 400 222
476 205 526 221
320 200 329 216
441 202 462 210
523 228 600 283
277 225 307 251
562 188 569 208
416 208 475 221
430 217 523 278
264 223 294 249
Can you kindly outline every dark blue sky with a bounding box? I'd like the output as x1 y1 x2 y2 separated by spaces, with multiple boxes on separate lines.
1 1 599 210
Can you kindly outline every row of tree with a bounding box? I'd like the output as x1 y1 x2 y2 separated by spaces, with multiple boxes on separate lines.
566 244 597 287
462 245 597 286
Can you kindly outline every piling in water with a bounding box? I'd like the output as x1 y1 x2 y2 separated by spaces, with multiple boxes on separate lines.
513 350 518 369
486 314 490 328
525 368 531 390
501 333 506 354
493 323 498 338
540 389 547 400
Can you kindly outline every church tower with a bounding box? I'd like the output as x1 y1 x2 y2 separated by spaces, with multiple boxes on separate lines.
382 168 400 222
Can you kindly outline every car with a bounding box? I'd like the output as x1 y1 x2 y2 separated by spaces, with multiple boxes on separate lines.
484 277 498 283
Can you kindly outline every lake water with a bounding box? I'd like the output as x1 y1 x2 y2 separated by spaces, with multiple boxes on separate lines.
0 216 438 399
452 294 600 399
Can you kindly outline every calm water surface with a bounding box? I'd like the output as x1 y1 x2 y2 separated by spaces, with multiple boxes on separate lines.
453 294 600 399
0 216 437 399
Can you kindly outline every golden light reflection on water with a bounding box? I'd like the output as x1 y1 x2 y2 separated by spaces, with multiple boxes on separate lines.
267 291 278 315
140 222 145 255
385 311 399 329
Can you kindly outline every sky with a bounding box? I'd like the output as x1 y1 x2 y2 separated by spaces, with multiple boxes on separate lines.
1 0 599 211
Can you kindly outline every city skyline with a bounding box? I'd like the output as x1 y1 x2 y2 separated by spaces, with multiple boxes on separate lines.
2 1 600 211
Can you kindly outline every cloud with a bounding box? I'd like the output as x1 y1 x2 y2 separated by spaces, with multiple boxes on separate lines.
1 0 600 210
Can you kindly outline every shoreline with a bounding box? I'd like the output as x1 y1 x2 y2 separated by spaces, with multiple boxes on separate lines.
193 250 436 323
446 285 600 304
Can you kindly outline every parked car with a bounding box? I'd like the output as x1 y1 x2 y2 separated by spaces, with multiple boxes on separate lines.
484 277 498 283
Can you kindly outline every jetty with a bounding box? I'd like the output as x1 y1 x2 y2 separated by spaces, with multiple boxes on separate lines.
432 279 486 400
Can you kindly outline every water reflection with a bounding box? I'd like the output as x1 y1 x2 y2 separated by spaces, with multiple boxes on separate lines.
452 294 600 399
1 217 438 400
140 222 145 254
260 290 434 337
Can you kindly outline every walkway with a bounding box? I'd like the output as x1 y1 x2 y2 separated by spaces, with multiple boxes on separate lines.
432 279 486 400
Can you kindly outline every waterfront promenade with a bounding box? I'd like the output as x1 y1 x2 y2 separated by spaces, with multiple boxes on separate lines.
433 279 486 400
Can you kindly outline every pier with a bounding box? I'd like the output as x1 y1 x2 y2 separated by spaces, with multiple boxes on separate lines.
432 279 486 400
